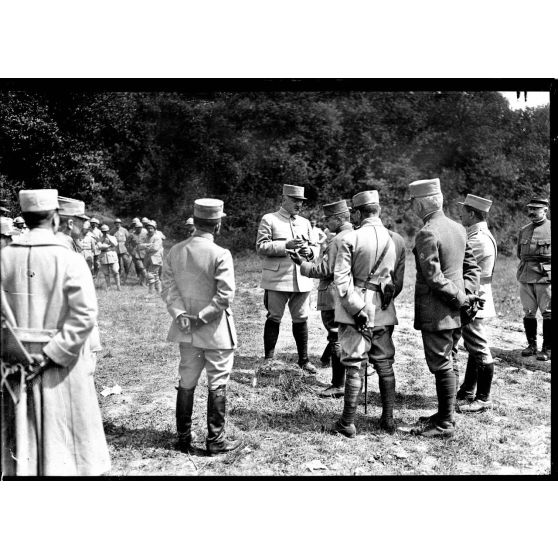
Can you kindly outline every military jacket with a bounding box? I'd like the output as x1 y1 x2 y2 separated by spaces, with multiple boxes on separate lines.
256 207 318 292
128 228 148 258
334 217 406 327
139 233 164 266
97 234 119 264
516 218 551 284
300 222 354 311
90 227 102 255
112 227 129 254
467 221 497 319
412 210 480 332
162 231 237 349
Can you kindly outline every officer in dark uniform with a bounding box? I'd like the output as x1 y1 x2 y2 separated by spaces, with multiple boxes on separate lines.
406 178 481 437
517 197 551 361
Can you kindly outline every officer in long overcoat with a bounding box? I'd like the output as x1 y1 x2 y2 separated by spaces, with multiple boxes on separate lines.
516 197 551 361
256 184 320 373
1 189 110 475
291 199 354 397
407 179 481 437
162 198 240 455
455 194 498 412
330 191 406 436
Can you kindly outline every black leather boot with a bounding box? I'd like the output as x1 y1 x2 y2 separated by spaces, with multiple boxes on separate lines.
293 321 317 373
320 342 332 366
264 318 280 359
420 370 455 437
328 368 360 437
521 318 538 356
378 368 396 434
475 362 494 402
176 387 195 452
456 356 478 405
537 320 551 361
206 387 241 456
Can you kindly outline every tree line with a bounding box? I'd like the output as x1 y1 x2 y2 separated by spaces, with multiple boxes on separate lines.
0 89 549 254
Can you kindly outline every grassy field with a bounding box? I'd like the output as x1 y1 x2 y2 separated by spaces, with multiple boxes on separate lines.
95 251 551 476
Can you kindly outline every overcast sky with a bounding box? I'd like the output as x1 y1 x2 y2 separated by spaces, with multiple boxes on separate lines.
499 91 550 110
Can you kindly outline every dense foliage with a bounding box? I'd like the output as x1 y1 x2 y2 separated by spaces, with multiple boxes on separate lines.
0 90 550 254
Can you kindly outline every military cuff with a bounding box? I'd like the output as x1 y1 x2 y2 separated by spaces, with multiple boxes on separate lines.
169 305 187 320
43 338 78 368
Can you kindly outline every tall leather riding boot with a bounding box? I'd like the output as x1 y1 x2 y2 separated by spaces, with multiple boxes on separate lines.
176 387 195 452
475 362 494 402
329 367 361 438
456 356 478 401
521 318 538 356
320 342 332 365
292 321 309 365
377 367 396 434
263 318 280 359
419 370 456 437
537 319 551 361
330 352 346 389
206 387 241 455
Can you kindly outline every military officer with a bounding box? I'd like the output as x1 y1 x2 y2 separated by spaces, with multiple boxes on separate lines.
407 178 481 437
89 217 102 278
1 189 110 475
455 194 498 411
328 190 406 436
139 220 164 295
256 184 320 373
80 221 96 274
56 196 90 252
162 198 240 455
290 200 354 397
517 197 551 361
128 218 148 285
112 218 132 283
97 224 121 291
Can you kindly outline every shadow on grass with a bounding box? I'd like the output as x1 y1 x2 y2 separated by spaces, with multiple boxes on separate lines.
490 346 551 373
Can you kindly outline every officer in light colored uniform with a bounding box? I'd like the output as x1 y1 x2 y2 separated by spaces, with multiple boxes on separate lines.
1 189 110 475
97 224 121 290
89 217 102 278
162 198 240 455
139 220 164 294
406 179 480 438
256 184 320 373
329 191 406 436
1 215 15 247
80 221 96 274
112 218 132 283
455 194 497 411
292 200 354 397
56 196 89 252
128 218 148 285
517 197 551 361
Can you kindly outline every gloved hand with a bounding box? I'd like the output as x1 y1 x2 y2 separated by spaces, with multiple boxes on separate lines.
353 309 369 332
298 246 313 260
26 352 53 381
287 250 303 265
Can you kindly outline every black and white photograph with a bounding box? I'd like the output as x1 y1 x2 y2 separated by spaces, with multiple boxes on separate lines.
0 81 553 477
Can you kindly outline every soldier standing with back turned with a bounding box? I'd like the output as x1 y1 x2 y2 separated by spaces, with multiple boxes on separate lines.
516 197 551 361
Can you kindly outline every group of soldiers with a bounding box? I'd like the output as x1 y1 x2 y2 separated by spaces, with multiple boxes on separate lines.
0 180 551 474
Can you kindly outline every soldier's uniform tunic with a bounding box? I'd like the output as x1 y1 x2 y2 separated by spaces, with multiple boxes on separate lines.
113 226 132 277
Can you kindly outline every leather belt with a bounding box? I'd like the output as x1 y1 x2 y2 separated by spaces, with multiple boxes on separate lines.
354 279 380 292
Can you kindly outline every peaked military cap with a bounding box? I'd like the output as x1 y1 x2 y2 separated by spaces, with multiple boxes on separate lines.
58 196 87 217
526 197 549 208
352 190 379 208
194 198 227 220
408 178 441 199
323 200 350 217
19 189 59 212
283 184 307 200
457 194 493 213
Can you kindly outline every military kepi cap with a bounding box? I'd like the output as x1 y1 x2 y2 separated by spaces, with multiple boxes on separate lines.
408 178 441 199
19 189 59 212
58 195 87 217
194 198 227 220
527 197 549 208
352 190 379 208
323 200 350 217
457 194 493 213
283 184 307 200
